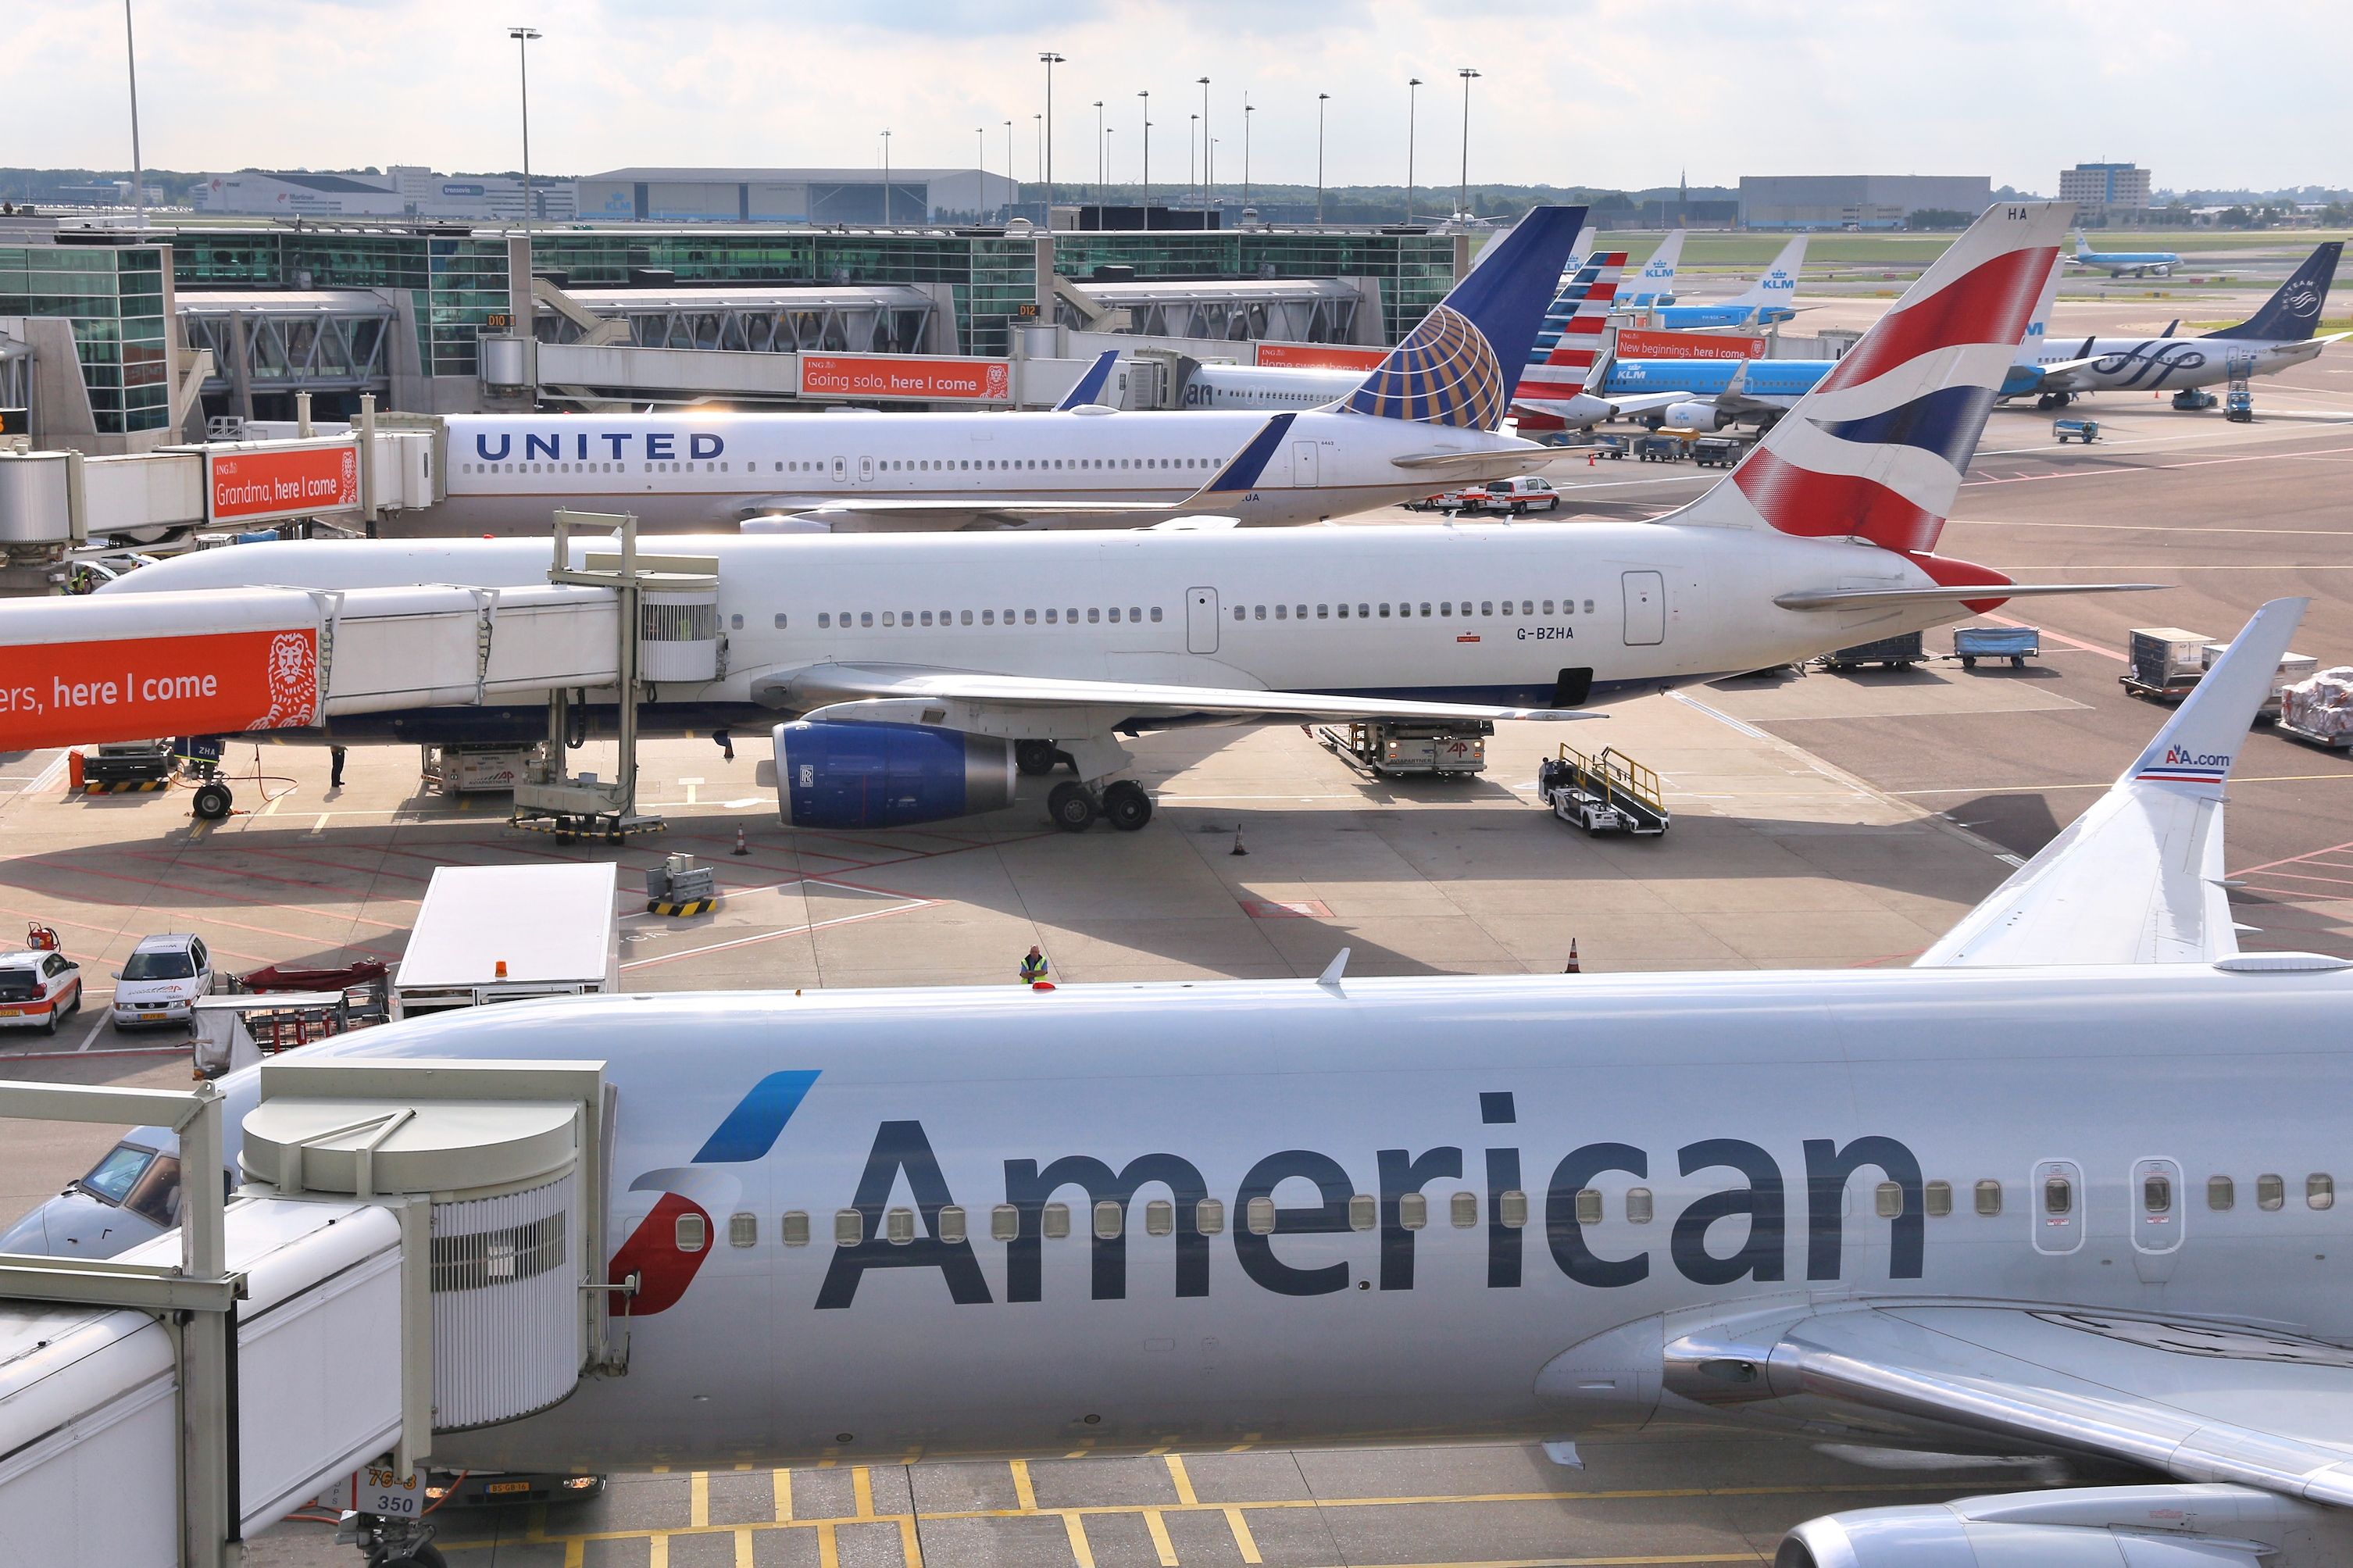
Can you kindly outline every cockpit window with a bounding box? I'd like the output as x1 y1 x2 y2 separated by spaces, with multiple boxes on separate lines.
79 1142 158 1205
123 1155 184 1227
123 951 195 980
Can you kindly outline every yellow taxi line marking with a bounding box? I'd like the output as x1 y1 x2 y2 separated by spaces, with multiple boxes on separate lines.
898 1514 926 1564
1144 1507 1179 1565
562 1541 584 1568
1165 1455 1198 1507
1062 1511 1096 1568
648 1532 669 1567
817 1519 841 1567
773 1467 794 1521
734 1525 754 1566
852 1463 877 1517
1010 1458 1037 1511
691 1470 709 1527
1223 1506 1262 1564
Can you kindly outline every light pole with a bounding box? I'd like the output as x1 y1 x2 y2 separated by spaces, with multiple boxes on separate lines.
1316 92 1330 224
880 129 891 225
1034 114 1044 196
1137 91 1151 216
1189 113 1198 207
1242 95 1253 213
1456 67 1480 224
123 1 146 228
1104 126 1114 213
1039 52 1064 204
508 27 541 234
1197 77 1211 211
1094 99 1105 209
977 127 987 216
1005 120 1014 210
1405 77 1422 225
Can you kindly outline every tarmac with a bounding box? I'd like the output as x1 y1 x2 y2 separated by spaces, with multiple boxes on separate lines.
3 313 2351 1566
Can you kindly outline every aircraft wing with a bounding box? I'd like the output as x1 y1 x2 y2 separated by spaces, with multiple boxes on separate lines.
753 663 1590 724
2023 354 2110 395
1915 598 2305 967
1649 1299 2353 1508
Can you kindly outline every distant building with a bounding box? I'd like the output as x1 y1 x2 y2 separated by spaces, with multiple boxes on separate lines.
575 167 1016 224
191 167 575 223
1737 175 1993 230
2058 163 2152 214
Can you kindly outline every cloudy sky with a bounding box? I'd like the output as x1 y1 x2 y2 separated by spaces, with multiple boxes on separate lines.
14 1 2348 193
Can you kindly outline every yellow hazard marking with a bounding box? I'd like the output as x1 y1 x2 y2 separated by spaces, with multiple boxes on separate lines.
773 1468 794 1521
1009 1459 1037 1511
1062 1511 1096 1568
690 1471 709 1527
898 1515 926 1564
1143 1507 1179 1565
1223 1506 1262 1563
816 1520 841 1567
734 1526 754 1566
1165 1455 1198 1506
648 1533 668 1567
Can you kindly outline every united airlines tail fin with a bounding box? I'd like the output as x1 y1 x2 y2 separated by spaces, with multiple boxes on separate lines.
1338 203 1586 428
1919 598 2307 967
1055 350 1120 411
1671 201 2071 566
1617 229 1685 302
2206 241 2342 341
1727 236 1807 309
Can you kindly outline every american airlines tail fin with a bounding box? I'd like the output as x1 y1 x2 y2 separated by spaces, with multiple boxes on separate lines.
1512 249 1629 407
2206 241 2342 341
1338 204 1586 428
1727 236 1807 309
1669 200 2070 563
1918 598 2308 967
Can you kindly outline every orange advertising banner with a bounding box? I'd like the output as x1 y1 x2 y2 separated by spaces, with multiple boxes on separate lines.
1614 329 1766 361
1255 341 1387 370
209 442 362 523
0 628 320 750
801 355 1012 402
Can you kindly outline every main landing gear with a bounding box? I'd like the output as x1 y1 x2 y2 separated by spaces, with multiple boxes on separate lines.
1016 739 1074 776
1048 779 1153 833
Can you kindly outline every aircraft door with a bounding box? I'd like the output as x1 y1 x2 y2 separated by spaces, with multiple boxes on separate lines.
830 455 847 484
1622 570 1665 646
1186 588 1219 654
1291 441 1319 488
858 455 875 484
2032 1159 2085 1256
2130 1156 2183 1283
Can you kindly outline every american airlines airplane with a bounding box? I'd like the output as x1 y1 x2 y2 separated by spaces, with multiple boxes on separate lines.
423 206 1587 535
97 203 2138 835
24 599 2353 1568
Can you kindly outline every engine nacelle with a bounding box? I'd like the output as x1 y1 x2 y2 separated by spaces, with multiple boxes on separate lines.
1663 399 1732 432
773 721 1015 830
1779 1484 2313 1568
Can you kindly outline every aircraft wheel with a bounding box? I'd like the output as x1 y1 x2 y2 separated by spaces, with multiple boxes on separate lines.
1048 782 1098 833
191 781 233 821
1016 740 1060 777
384 1548 447 1568
1102 780 1153 831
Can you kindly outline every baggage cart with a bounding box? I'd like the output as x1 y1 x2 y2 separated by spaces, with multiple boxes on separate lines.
1635 434 1684 463
2053 417 2100 443
2122 627 2210 702
1318 720 1490 778
1818 630 1927 671
1952 624 2040 669
1691 436 1744 468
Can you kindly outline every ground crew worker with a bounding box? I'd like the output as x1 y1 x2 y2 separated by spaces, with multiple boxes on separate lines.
1019 945 1048 984
330 746 348 788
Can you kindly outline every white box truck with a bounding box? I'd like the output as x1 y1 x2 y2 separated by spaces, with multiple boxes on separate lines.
392 863 621 1018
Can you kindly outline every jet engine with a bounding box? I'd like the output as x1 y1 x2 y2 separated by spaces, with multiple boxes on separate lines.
772 720 1016 830
1662 399 1734 432
1777 1484 2332 1568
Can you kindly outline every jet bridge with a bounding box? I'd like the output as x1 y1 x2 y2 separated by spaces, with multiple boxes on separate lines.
0 1058 619 1568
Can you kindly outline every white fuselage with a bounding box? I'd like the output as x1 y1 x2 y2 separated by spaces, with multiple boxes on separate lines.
175 962 2353 1471
2070 252 2178 278
435 409 1537 531
2025 332 2325 393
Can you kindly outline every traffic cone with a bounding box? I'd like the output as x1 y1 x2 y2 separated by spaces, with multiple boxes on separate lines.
733 825 749 855
1587 449 1596 466
1563 939 1580 974
1231 826 1249 856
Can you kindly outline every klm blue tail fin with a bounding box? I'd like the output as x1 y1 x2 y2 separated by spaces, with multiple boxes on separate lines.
2208 241 2341 341
1339 204 1586 427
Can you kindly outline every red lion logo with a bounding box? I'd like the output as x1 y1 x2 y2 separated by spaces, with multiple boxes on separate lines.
251 633 319 729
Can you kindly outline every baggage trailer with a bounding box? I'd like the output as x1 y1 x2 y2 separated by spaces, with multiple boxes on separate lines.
2122 627 2211 703
1319 720 1490 779
1818 630 1927 671
1537 744 1670 837
392 863 621 1018
1952 624 2041 669
2201 642 2316 723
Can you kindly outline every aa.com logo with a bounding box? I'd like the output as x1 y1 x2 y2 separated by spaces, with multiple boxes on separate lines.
2164 744 2230 769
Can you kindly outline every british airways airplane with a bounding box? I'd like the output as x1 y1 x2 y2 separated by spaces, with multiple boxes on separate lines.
2068 227 2183 278
26 598 2353 1568
95 205 2136 838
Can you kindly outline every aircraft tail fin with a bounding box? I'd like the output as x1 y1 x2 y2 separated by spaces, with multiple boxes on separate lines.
1727 235 1807 307
2205 240 2342 341
2016 249 2066 362
1055 350 1120 411
1337 204 1586 428
1512 249 1628 405
1619 229 1684 301
1918 598 2307 967
1666 200 2070 557
2071 228 2094 258
1568 224 1597 268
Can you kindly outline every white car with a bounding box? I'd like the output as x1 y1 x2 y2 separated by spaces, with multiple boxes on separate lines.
1476 476 1562 515
111 933 212 1028
0 948 84 1034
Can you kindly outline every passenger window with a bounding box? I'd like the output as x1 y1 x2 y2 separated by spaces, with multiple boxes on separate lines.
1195 1197 1226 1235
1379 604 1391 618
729 1212 758 1248
939 1205 968 1244
961 610 973 626
2143 1175 2173 1215
1144 1199 1174 1236
781 1210 810 1247
1109 607 1121 623
1255 605 1266 620
1450 1191 1478 1227
1276 605 1287 620
1246 1196 1277 1235
1498 1190 1528 1228
773 613 785 630
819 613 831 629
1067 607 1078 623
1087 608 1100 623
2042 1177 2073 1217
1974 1180 2003 1216
882 612 895 627
920 611 933 627
1542 600 1555 615
1317 605 1329 619
833 1209 862 1246
1094 1199 1123 1239
983 610 995 625
1348 1194 1376 1231
1148 607 1161 622
1874 1181 1903 1219
1025 609 1037 623
886 1207 916 1245
991 1203 1019 1241
860 612 873 627
1574 1188 1603 1226
677 1213 708 1252
1480 602 1493 616
1337 604 1350 619
1419 602 1432 616
1357 604 1369 618
2259 1174 2286 1211
1234 606 1245 620
2208 1176 2235 1211
1584 600 1595 613
2311 1174 2335 1211
1625 1188 1654 1223
1043 1202 1072 1238
1046 609 1058 623
1439 602 1451 616
1398 1192 1427 1230
1924 1180 1952 1217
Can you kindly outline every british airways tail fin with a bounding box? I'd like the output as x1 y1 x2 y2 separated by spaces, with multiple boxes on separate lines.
1918 598 2307 968
1727 235 1807 308
1338 204 1586 428
1055 350 1120 411
1669 201 2071 558
2206 241 2341 342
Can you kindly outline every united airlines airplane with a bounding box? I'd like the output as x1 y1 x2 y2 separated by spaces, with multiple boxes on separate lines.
23 598 2353 1568
89 204 2141 836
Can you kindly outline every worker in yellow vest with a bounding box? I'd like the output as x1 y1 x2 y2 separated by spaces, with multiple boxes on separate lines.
1019 945 1049 985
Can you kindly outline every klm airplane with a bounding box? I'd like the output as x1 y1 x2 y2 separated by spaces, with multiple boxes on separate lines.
1645 236 1807 329
2069 227 2182 278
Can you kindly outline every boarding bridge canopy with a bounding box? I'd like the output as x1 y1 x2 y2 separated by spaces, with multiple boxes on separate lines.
180 291 396 399
539 284 938 355
1059 277 1365 343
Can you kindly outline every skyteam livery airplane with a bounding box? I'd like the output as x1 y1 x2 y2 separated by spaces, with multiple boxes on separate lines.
95 204 2141 837
23 599 2353 1568
2068 227 2183 278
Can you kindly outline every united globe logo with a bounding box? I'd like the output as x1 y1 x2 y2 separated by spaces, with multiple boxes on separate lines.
1342 305 1508 430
